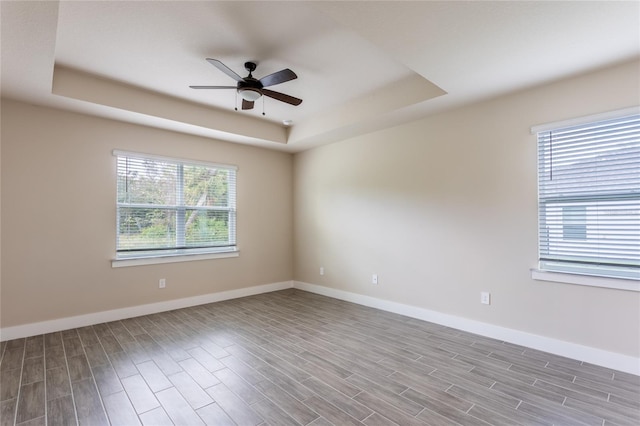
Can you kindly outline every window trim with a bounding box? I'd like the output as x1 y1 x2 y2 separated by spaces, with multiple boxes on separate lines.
530 106 640 135
531 107 640 288
530 268 640 292
113 150 238 263
111 250 239 268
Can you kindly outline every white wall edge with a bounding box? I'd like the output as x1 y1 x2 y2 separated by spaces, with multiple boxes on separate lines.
293 281 640 376
0 281 293 341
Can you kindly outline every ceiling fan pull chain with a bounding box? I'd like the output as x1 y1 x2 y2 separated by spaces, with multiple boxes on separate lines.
234 91 238 111
262 96 266 116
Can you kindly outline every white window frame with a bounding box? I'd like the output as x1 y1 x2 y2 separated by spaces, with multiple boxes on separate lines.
531 107 640 291
112 150 238 267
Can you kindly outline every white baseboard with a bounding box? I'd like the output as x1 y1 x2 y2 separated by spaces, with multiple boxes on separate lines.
4 279 637 376
0 281 294 341
293 281 640 376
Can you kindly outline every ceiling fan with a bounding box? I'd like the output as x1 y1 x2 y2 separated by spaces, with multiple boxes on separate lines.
190 58 302 111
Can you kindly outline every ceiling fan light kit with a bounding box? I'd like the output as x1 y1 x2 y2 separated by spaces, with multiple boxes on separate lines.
190 59 302 113
239 88 262 102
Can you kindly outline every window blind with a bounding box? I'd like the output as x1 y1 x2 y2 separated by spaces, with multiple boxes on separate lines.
115 151 237 258
536 112 640 280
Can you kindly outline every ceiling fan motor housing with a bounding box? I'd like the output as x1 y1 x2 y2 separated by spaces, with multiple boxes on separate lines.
238 78 263 91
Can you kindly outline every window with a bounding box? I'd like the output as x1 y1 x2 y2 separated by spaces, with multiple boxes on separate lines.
534 109 639 280
115 151 237 260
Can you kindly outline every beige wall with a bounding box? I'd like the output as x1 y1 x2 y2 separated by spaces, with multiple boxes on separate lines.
293 59 640 357
1 100 293 327
1 60 639 360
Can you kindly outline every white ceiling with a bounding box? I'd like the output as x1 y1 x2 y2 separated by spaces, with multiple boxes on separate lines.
2 1 639 152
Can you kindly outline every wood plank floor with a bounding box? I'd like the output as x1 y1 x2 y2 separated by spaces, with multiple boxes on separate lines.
1 289 638 426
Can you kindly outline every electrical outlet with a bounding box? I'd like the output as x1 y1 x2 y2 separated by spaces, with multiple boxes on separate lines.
480 291 490 305
320 267 324 276
159 278 166 289
372 274 378 285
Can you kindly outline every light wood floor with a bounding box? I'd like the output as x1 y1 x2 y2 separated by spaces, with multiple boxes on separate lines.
1 289 638 426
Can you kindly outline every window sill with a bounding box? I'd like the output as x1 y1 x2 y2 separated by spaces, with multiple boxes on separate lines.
531 269 640 292
112 250 239 268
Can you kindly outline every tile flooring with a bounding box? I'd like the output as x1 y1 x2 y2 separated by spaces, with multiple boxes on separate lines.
0 289 638 425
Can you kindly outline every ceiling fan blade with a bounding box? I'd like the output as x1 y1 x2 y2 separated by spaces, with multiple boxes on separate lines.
259 69 297 87
242 99 254 110
189 85 237 89
262 89 303 106
206 58 242 82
